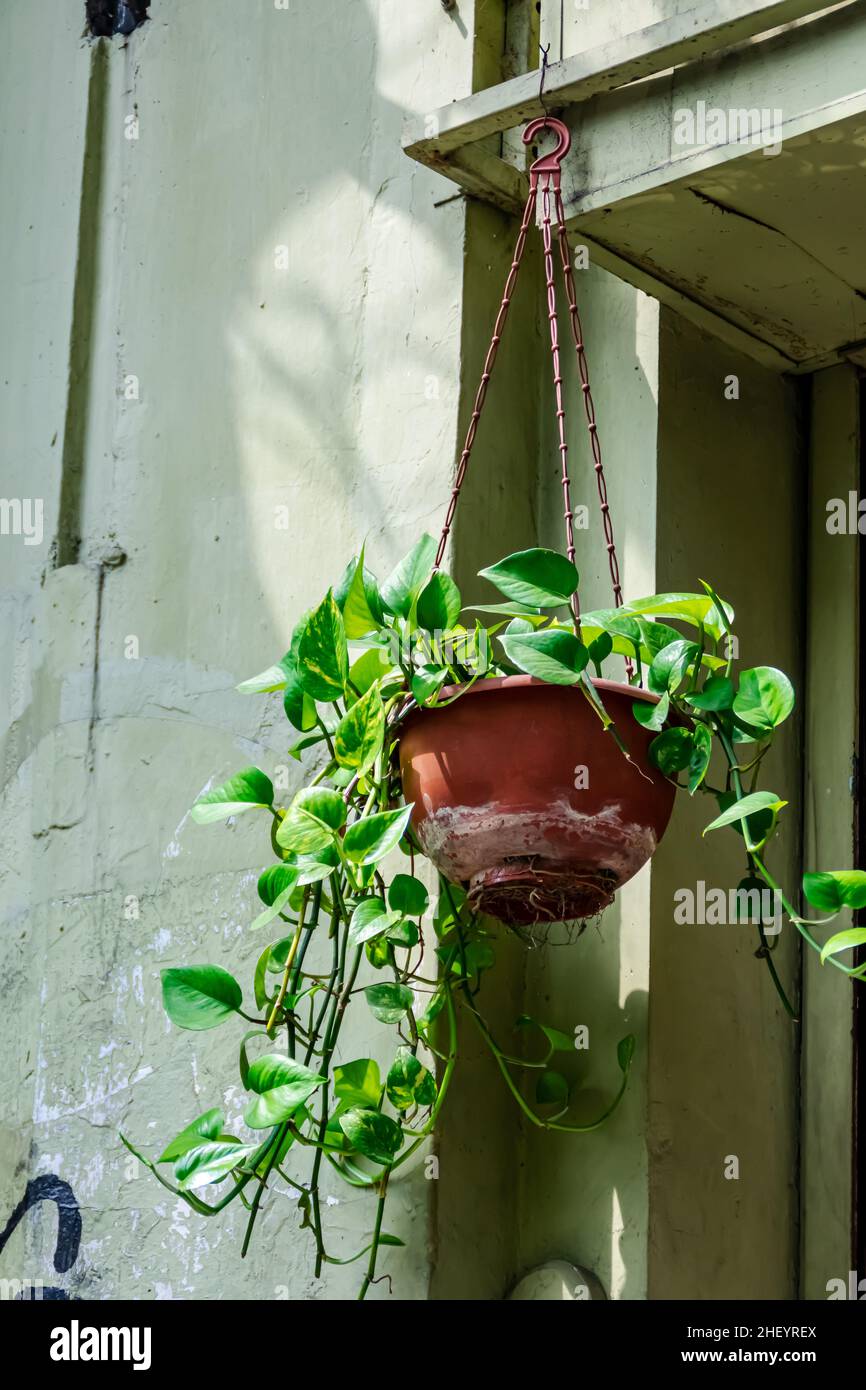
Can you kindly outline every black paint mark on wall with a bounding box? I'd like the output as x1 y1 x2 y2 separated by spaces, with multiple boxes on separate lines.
86 2 150 38
0 1175 83 1298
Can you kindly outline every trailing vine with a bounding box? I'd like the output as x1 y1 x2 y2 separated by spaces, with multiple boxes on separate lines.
124 537 864 1295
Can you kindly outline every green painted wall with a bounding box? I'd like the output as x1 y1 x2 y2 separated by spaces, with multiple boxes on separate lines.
0 0 492 1300
528 266 660 1299
649 309 804 1298
1 0 849 1305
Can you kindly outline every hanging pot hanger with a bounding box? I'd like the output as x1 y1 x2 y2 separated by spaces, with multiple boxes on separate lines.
432 52 633 681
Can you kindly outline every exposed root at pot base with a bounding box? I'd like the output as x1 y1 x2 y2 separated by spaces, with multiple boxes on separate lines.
467 859 617 934
509 911 606 948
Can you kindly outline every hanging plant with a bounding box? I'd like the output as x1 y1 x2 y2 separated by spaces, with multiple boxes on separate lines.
121 540 865 1294
123 117 865 1296
120 539 641 1297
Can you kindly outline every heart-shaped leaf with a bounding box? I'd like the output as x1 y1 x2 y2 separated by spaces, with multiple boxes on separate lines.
295 856 338 885
632 692 669 731
803 870 866 913
293 592 348 701
388 874 429 917
158 1108 225 1163
386 1046 436 1111
282 656 318 732
338 1106 404 1165
687 674 734 711
350 646 394 695
536 1069 570 1106
243 1054 326 1129
364 981 414 1024
819 927 866 965
648 639 699 696
343 804 414 865
236 664 289 695
649 727 694 776
381 535 437 618
190 767 273 824
500 628 588 685
333 1058 382 1108
709 790 775 844
479 548 579 608
250 881 299 932
161 966 242 1031
334 547 384 638
587 631 613 671
625 591 733 640
463 601 545 622
174 1140 259 1192
411 667 448 706
417 571 462 632
253 948 272 1014
386 919 419 948
732 666 794 732
703 791 786 836
516 1014 574 1054
334 684 385 776
276 787 346 856
617 1034 636 1073
687 722 713 795
257 864 298 906
348 897 399 947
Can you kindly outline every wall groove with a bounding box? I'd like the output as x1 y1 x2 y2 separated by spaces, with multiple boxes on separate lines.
54 41 110 570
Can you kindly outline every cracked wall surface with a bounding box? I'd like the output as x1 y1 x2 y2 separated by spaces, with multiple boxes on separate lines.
2 0 829 1307
0 0 485 1299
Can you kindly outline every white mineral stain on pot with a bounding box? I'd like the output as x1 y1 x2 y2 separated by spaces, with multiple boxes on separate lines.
416 798 657 885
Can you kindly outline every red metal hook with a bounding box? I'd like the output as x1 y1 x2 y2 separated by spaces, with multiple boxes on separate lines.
523 116 571 190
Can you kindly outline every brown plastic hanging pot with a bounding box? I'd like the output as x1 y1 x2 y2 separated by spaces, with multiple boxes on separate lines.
399 676 675 928
399 119 674 930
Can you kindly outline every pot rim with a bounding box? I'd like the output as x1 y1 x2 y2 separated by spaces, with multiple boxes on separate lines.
406 673 660 719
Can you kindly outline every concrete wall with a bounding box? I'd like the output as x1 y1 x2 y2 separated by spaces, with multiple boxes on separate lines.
0 0 848 1304
649 310 804 1298
0 0 489 1300
520 2 809 1302
430 203 542 1300
524 243 804 1304
801 366 860 1298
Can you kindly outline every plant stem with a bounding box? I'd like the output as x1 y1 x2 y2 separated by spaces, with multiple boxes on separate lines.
712 724 799 1014
714 723 862 986
311 917 363 1276
328 979 458 1186
241 1139 281 1258
756 921 798 1021
357 1170 390 1301
305 904 342 1067
316 715 336 760
285 883 322 1055
266 891 308 1033
752 851 864 978
466 994 630 1132
447 899 630 1132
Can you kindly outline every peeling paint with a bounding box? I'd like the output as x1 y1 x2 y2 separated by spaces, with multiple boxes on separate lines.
416 796 658 888
2 0 482 1302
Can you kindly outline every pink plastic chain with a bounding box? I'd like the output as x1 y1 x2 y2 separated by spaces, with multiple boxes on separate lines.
433 117 632 678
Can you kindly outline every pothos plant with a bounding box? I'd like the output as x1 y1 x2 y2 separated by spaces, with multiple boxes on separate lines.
123 535 865 1297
